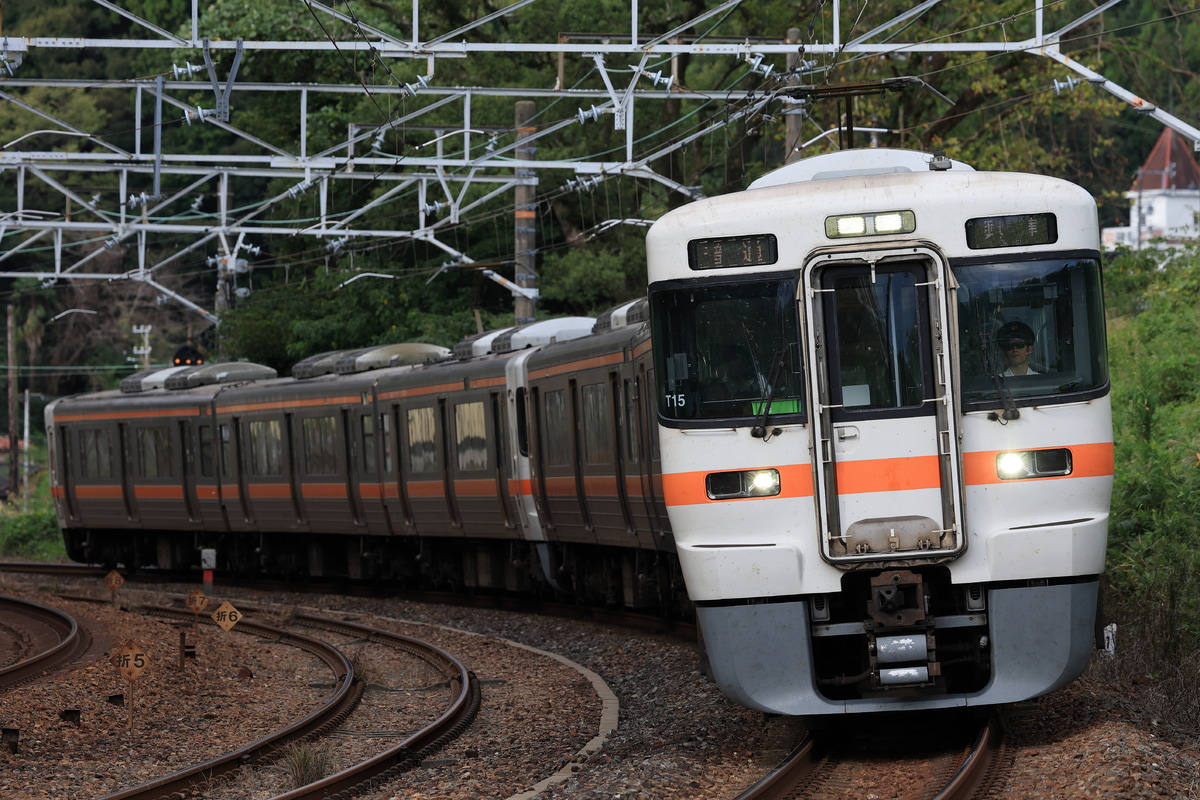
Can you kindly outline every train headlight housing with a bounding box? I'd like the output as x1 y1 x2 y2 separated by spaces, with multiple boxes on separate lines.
825 210 916 239
706 468 781 500
996 448 1073 480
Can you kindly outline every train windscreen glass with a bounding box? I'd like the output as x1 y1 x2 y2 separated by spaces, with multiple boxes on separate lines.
650 278 804 423
955 257 1108 407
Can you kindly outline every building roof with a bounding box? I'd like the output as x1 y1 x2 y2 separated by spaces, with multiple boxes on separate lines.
1130 128 1200 192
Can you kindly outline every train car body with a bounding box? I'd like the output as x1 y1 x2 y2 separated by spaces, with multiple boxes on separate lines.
646 149 1112 715
46 147 1111 718
46 311 679 611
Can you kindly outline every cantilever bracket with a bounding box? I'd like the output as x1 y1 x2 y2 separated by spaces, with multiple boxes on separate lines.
202 38 244 123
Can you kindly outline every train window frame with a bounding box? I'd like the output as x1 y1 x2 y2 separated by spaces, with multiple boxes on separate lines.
542 388 570 467
454 400 488 472
953 252 1109 411
649 274 806 428
406 406 438 474
380 412 394 474
515 387 530 458
136 425 174 479
581 382 612 465
624 378 640 465
219 423 234 479
360 415 377 473
819 261 938 422
198 424 215 478
78 428 113 480
302 415 339 476
247 419 283 476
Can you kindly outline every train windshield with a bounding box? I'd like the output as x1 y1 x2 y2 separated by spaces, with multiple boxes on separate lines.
650 278 803 424
956 257 1108 408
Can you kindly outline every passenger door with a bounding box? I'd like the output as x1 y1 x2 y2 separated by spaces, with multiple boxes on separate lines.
804 249 964 564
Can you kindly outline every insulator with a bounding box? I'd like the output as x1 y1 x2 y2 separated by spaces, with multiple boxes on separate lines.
183 107 213 125
286 180 312 199
172 62 203 80
575 105 603 125
1053 77 1081 95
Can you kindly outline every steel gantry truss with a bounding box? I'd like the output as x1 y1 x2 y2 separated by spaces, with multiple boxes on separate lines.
0 0 1197 325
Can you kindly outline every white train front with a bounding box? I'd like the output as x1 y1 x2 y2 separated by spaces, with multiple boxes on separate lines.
646 149 1112 715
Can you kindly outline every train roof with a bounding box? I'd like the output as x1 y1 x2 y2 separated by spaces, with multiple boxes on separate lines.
47 299 652 423
747 148 974 188
645 148 1098 274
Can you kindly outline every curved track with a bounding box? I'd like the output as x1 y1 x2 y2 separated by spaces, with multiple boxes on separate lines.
92 607 478 800
0 595 90 689
735 712 1006 800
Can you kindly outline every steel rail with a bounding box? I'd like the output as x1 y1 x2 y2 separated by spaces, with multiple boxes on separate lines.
257 612 480 800
95 610 361 800
0 595 87 688
734 711 1005 800
730 733 824 800
932 713 1006 800
93 607 478 800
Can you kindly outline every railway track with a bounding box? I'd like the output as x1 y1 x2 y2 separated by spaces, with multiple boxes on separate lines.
0 595 91 690
735 712 1007 800
0 560 697 638
89 607 479 800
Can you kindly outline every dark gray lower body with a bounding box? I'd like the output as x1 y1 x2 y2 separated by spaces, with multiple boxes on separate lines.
697 580 1098 715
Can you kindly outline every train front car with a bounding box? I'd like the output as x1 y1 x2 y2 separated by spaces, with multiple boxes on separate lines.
646 149 1112 715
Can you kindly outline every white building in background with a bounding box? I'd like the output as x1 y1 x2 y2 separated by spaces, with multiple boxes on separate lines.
1102 128 1200 250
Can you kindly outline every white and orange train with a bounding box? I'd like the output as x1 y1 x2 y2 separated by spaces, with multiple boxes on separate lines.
47 148 1113 715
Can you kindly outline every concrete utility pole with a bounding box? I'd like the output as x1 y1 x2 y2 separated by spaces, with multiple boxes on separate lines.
785 27 804 164
514 101 538 325
7 306 17 501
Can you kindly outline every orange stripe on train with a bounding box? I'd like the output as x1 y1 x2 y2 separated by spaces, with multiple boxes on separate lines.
134 485 184 500
835 455 942 494
662 464 813 506
301 483 348 499
962 442 1114 485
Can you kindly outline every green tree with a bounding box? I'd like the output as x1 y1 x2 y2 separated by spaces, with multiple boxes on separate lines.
1104 244 1200 653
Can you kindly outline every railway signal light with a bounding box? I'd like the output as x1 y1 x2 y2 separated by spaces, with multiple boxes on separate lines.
173 345 205 366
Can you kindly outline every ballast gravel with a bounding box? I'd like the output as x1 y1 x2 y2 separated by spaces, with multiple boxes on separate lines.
0 574 1197 800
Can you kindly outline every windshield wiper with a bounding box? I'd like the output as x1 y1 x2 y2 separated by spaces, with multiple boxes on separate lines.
751 351 786 441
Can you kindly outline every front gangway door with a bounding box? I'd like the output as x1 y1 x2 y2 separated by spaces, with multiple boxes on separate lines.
803 249 964 565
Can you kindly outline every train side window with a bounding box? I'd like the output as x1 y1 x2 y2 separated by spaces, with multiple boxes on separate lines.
454 401 488 471
624 379 640 465
248 419 283 476
543 389 569 466
198 424 215 477
360 416 377 473
137 426 173 478
407 407 438 474
219 424 233 478
515 387 530 457
79 429 113 479
581 383 612 465
302 416 338 475
380 413 394 473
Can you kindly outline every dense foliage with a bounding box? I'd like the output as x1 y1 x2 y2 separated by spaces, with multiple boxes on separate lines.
1104 244 1200 662
1 1 1198 386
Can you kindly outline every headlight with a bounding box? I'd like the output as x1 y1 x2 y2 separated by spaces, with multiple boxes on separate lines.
996 448 1072 480
825 210 916 239
706 468 781 499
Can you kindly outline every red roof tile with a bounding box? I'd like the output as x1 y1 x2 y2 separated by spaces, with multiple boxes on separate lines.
1130 128 1200 191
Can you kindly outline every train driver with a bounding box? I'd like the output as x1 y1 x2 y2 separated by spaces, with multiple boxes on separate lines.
996 320 1040 377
